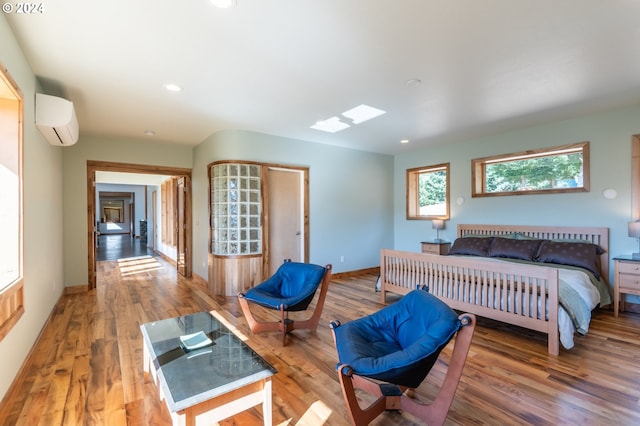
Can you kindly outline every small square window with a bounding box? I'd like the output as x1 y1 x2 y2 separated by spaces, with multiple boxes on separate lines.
406 163 450 220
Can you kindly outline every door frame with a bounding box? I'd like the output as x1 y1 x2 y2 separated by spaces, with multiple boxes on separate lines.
151 190 157 251
87 160 192 290
262 164 309 276
264 166 307 275
632 134 640 220
176 176 187 276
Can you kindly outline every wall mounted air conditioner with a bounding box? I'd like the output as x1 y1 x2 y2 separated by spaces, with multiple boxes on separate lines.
35 93 79 146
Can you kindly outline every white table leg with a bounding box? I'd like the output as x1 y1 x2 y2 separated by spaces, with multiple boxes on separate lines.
262 378 273 426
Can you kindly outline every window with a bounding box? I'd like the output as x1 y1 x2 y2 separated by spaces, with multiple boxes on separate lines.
209 162 262 255
472 142 589 197
407 163 450 220
0 65 24 341
102 200 124 223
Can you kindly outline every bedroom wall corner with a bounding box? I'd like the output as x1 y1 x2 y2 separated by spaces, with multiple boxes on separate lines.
393 105 640 296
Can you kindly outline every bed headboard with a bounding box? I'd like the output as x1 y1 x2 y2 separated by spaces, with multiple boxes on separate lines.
457 224 610 282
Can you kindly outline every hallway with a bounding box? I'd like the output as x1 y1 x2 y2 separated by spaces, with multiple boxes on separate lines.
97 234 151 261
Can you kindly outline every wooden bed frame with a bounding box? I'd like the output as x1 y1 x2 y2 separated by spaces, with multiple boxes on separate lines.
380 224 609 356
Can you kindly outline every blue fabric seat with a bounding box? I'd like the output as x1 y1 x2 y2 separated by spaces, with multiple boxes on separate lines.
331 289 476 425
334 289 461 388
238 261 332 345
243 262 327 311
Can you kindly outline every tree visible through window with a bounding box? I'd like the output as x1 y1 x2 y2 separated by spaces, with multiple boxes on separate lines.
473 142 589 197
407 163 450 220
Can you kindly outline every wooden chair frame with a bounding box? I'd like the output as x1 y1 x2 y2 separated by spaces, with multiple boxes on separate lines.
332 313 476 426
238 264 332 345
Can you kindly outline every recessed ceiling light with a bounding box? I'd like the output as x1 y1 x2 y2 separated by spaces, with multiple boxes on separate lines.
164 83 182 92
210 0 237 8
310 116 350 133
342 104 386 124
400 139 409 144
144 130 155 136
406 78 422 86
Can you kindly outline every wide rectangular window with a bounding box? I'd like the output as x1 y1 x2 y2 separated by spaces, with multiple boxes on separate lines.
472 142 589 197
407 163 450 220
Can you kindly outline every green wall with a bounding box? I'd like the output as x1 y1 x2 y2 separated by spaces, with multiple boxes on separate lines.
0 14 65 399
192 130 394 276
60 129 394 286
61 136 193 287
394 105 640 289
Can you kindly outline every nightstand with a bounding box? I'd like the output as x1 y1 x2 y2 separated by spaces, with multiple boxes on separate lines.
613 255 640 317
420 240 451 255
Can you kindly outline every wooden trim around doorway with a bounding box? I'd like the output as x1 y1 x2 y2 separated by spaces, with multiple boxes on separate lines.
632 135 640 220
87 161 192 290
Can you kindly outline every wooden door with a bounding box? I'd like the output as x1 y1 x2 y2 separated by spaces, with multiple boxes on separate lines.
151 190 157 251
267 168 305 276
129 200 134 237
176 177 186 276
89 171 97 289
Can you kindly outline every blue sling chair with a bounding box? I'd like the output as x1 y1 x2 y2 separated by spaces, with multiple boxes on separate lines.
330 289 476 426
238 261 332 345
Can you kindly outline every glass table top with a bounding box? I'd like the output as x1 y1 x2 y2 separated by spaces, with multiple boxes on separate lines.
140 311 277 412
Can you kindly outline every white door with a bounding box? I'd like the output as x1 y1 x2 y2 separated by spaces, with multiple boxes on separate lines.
267 168 305 275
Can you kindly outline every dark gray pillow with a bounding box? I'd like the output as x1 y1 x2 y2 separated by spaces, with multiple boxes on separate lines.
488 237 542 261
535 241 601 279
449 237 493 257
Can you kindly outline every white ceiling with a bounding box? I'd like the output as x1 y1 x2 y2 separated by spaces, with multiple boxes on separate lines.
6 0 640 155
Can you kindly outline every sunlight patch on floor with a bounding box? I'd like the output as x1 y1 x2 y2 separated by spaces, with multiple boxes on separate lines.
277 400 332 425
210 310 250 341
117 255 164 276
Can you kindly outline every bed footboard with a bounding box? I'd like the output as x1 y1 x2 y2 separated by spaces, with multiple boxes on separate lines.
380 249 560 355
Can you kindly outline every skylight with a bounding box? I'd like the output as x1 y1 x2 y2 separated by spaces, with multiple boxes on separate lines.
310 116 350 133
341 104 386 124
310 104 386 133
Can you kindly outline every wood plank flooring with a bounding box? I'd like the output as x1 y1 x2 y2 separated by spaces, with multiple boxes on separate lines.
96 234 151 261
1 254 640 425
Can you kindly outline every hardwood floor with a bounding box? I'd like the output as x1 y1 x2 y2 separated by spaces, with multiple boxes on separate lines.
96 234 151 261
1 255 640 425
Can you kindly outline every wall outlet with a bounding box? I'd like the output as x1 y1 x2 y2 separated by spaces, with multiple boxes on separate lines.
340 256 344 263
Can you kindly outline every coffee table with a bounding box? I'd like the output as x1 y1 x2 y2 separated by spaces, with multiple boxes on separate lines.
140 311 277 425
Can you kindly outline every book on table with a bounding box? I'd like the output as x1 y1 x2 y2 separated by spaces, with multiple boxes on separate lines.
179 331 212 351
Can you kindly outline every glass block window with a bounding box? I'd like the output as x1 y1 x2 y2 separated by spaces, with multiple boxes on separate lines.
210 163 262 255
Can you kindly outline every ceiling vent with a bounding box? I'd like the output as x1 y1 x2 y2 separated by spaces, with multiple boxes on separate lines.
35 93 79 146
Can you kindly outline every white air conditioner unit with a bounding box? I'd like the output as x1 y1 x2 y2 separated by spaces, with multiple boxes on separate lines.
35 93 79 146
